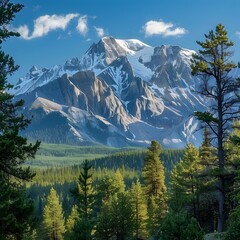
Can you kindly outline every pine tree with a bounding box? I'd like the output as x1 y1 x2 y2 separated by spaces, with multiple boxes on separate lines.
0 0 40 182
0 181 35 239
142 140 167 238
130 179 148 240
71 160 95 240
0 1 40 238
95 192 134 240
170 143 202 220
159 210 204 240
191 24 240 232
111 192 135 240
65 205 78 240
96 169 125 204
95 200 115 240
42 188 65 240
199 128 218 231
200 128 215 166
142 140 166 201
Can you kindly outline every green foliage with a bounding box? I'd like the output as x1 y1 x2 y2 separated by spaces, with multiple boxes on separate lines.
71 160 95 240
95 200 115 240
170 144 202 219
0 0 40 182
96 169 125 205
129 179 148 239
159 210 204 240
0 181 35 240
147 194 167 239
42 188 65 240
191 23 240 232
65 205 78 239
0 1 40 239
109 192 135 240
142 140 166 198
224 205 240 240
95 192 135 240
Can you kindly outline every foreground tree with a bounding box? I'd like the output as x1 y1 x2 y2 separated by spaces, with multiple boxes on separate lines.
142 140 166 201
0 181 35 239
170 143 202 220
0 1 40 238
65 205 78 239
160 210 204 240
71 160 95 240
42 188 65 240
191 24 240 232
130 180 148 239
142 140 167 238
0 0 40 182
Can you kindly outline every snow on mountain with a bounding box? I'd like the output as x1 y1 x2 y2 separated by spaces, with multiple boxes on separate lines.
13 36 207 148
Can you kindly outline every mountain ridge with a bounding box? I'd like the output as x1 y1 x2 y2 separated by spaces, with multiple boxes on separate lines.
13 36 206 148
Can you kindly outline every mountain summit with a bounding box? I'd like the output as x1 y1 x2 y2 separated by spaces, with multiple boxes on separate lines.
13 37 206 147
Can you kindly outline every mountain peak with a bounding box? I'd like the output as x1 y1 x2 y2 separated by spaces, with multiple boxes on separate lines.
29 65 39 73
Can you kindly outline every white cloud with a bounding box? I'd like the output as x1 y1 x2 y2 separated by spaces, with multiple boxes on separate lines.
16 25 30 39
236 32 240 38
143 20 187 37
94 27 105 38
76 16 88 36
15 13 79 40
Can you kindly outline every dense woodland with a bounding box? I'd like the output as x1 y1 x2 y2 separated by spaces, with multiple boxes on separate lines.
2 1 240 240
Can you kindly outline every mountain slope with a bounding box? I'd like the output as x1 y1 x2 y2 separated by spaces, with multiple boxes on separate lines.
13 37 206 148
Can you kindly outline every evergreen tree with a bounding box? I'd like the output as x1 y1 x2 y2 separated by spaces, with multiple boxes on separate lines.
200 128 215 166
147 194 168 239
191 24 240 232
96 192 134 240
224 204 240 240
224 122 240 239
111 192 135 240
96 169 125 204
95 200 115 240
71 160 95 240
42 188 65 240
0 1 40 238
170 143 202 220
65 205 78 240
130 179 148 240
142 140 167 238
142 140 166 201
0 0 40 182
199 128 218 231
159 210 204 240
0 181 35 240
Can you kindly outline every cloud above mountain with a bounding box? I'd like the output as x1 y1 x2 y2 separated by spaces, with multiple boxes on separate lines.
94 27 105 37
15 13 79 40
143 20 187 37
76 15 88 36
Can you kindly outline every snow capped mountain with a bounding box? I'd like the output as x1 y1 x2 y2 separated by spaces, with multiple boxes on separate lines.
13 36 206 148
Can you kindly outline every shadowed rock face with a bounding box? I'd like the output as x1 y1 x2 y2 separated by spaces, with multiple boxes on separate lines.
13 37 206 148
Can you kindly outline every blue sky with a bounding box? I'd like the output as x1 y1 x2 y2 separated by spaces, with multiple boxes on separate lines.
4 0 240 83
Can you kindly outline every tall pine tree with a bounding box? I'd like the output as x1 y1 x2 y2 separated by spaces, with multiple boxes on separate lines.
71 160 95 240
142 140 166 200
42 188 65 240
130 179 148 240
0 0 40 182
191 24 240 232
142 140 167 238
170 143 202 220
0 1 40 238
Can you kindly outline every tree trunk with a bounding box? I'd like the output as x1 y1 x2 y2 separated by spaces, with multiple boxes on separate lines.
217 90 225 232
217 177 224 232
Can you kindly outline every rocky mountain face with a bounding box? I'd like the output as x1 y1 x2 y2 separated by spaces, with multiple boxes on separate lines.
12 37 206 148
